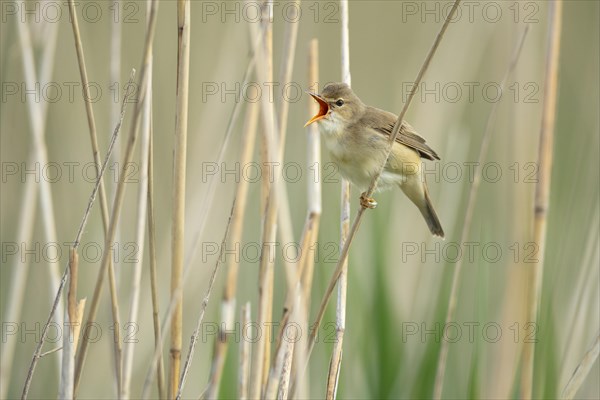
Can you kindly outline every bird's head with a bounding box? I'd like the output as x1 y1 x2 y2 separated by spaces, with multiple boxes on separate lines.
305 82 364 129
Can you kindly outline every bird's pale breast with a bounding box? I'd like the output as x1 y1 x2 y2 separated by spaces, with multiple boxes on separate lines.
321 123 422 192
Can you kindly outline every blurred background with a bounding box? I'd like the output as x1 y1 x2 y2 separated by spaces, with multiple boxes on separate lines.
1 0 598 399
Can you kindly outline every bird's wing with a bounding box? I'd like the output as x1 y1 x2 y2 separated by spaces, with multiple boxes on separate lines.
361 106 441 161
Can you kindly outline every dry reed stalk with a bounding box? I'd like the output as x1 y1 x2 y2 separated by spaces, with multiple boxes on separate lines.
59 249 77 399
73 1 159 393
66 0 124 392
205 100 260 399
22 69 137 400
561 333 600 399
239 303 252 400
277 336 295 400
1 16 60 398
268 228 318 390
264 338 287 398
272 36 325 400
169 0 191 397
146 105 166 399
249 1 280 397
261 7 277 394
267 216 318 398
275 0 301 304
326 1 351 397
258 8 302 290
286 38 323 400
265 296 303 399
176 198 237 400
109 0 123 205
301 0 462 377
432 25 530 399
521 1 563 398
276 0 301 155
59 249 85 399
302 38 322 324
108 0 123 290
121 8 155 395
267 275 310 398
266 252 308 398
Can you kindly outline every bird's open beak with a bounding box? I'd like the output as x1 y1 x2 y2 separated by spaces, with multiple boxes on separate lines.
304 92 329 127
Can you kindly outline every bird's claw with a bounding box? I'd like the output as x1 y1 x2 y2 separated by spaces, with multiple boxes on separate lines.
360 193 378 209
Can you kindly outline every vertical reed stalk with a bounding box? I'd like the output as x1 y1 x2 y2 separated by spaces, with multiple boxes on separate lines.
249 1 279 397
521 1 563 398
109 0 123 204
326 1 351 398
170 0 191 397
301 38 322 323
59 249 85 399
295 37 322 400
277 0 301 155
277 334 295 400
275 0 301 304
239 303 252 400
146 105 166 399
109 0 123 286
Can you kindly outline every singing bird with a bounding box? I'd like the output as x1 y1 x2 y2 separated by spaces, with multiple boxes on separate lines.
305 82 444 238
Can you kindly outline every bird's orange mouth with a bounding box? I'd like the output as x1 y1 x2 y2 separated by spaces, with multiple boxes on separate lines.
304 92 329 127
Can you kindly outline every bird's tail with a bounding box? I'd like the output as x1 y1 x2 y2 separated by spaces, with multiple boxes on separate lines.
421 185 445 238
399 177 445 238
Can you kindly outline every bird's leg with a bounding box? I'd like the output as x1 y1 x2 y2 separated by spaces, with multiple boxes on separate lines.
360 192 378 209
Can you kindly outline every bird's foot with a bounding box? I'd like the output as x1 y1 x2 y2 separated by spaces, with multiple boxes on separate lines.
360 192 378 209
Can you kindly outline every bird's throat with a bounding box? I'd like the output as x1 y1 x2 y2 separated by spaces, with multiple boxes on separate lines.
317 114 345 136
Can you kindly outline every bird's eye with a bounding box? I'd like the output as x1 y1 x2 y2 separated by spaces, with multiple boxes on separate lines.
335 99 344 107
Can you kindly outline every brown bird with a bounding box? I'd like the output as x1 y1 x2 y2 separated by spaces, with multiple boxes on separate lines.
305 82 444 238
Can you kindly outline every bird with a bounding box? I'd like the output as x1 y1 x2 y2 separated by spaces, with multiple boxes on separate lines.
305 82 444 238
